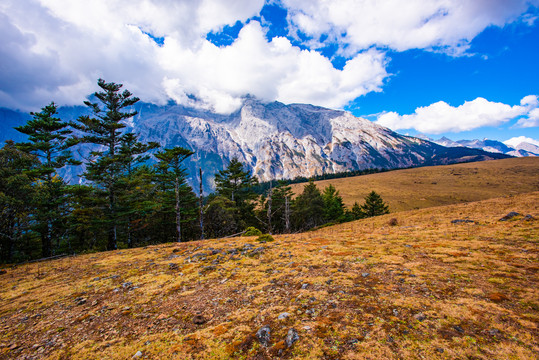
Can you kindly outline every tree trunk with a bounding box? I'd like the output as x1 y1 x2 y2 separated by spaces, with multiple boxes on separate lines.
199 167 205 240
175 176 181 242
42 232 52 258
107 184 117 250
267 183 273 234
284 196 291 233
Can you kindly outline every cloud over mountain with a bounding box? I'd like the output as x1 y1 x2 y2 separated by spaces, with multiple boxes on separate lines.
0 0 537 113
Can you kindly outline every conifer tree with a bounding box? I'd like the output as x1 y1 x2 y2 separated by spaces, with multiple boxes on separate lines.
15 102 78 257
292 180 325 230
351 201 364 220
214 157 259 231
360 191 389 217
154 147 195 242
72 79 150 250
117 133 159 247
0 141 39 262
322 184 345 222
260 181 294 233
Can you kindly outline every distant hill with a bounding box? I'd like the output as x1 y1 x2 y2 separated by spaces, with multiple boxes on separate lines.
291 157 539 213
432 137 539 157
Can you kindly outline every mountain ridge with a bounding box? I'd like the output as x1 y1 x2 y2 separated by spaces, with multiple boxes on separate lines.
0 99 511 190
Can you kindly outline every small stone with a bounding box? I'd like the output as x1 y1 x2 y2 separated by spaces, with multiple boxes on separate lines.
499 211 520 221
278 312 290 320
451 219 475 224
122 282 133 288
168 263 179 270
75 297 87 305
414 313 426 321
302 326 311 331
453 325 464 333
392 309 399 317
132 350 143 358
256 325 271 347
523 214 535 221
361 272 369 277
285 328 299 348
325 279 333 285
192 315 206 325
301 283 309 289
488 328 500 336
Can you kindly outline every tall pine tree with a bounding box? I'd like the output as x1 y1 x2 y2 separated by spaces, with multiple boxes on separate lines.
72 79 152 250
154 147 196 242
15 102 78 257
214 157 259 232
292 180 325 231
0 141 39 262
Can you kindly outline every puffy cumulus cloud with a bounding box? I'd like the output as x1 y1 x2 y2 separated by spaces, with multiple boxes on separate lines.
0 1 388 113
160 22 387 113
516 95 539 127
0 0 264 111
283 0 539 55
504 136 539 147
375 96 538 134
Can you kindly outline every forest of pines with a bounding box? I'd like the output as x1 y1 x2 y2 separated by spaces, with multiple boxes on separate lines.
0 80 389 263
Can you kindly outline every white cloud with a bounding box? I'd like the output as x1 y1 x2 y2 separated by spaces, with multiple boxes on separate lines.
0 1 388 113
283 0 539 55
375 96 538 134
504 136 539 147
0 0 537 113
160 22 387 113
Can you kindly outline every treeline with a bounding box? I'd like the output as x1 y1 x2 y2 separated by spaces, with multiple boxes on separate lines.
0 79 389 263
252 168 387 195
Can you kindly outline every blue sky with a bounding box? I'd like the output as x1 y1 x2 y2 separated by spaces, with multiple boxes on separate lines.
1 0 538 145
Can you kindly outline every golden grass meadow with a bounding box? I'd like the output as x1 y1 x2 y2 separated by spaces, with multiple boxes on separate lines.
0 158 538 359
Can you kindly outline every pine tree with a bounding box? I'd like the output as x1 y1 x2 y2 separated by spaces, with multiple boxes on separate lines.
72 79 151 250
260 181 294 234
0 141 39 262
351 201 364 220
360 191 389 217
117 133 159 247
292 180 325 231
15 102 79 257
214 157 259 232
154 147 195 242
215 157 258 204
322 184 345 222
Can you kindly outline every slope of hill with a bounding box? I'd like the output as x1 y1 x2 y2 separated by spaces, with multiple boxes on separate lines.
291 157 539 213
0 192 537 359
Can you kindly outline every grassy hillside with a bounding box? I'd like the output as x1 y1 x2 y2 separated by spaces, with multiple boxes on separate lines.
1 192 538 359
290 157 539 213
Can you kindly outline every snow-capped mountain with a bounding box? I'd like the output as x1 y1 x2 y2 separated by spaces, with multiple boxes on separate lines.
1 99 510 190
430 137 538 157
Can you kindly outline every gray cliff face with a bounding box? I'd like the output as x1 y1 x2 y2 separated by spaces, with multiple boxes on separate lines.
131 99 436 187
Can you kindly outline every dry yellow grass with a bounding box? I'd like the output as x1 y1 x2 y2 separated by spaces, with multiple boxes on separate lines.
0 191 538 359
290 157 539 212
